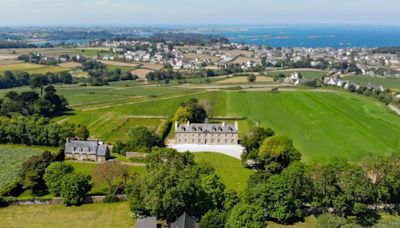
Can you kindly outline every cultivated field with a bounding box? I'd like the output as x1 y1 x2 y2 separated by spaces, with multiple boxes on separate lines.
131 69 154 79
59 62 82 68
184 52 221 62
0 63 70 74
194 152 254 194
344 75 400 89
137 62 164 71
99 60 139 67
0 203 134 228
224 49 254 58
0 145 56 194
230 57 261 64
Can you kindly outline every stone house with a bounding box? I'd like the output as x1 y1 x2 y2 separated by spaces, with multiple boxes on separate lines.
64 139 110 162
175 121 239 145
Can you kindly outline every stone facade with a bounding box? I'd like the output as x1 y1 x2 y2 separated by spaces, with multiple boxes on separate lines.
175 121 239 145
64 139 110 162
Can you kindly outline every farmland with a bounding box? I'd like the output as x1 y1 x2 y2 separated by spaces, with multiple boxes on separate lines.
344 75 400 89
0 202 134 228
194 152 254 194
215 75 274 84
0 63 71 74
57 88 400 162
0 145 57 194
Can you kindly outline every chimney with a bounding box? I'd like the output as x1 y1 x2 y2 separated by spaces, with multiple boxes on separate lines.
175 121 178 131
235 121 239 130
222 121 226 126
187 120 190 126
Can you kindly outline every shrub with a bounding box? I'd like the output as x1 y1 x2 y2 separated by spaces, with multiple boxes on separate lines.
60 173 92 206
44 162 74 196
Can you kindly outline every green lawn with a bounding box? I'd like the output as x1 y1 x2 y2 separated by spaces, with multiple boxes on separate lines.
0 145 57 195
65 161 147 195
194 152 254 194
345 75 400 89
0 202 134 228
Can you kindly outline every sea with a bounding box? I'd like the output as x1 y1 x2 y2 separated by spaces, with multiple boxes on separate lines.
31 25 400 48
201 25 400 48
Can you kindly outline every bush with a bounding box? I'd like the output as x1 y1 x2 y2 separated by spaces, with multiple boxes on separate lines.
60 173 92 206
200 209 227 228
44 162 74 196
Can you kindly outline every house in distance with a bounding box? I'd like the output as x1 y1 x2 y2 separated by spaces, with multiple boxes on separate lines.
64 139 110 162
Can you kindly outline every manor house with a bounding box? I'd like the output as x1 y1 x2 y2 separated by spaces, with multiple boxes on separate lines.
175 121 239 145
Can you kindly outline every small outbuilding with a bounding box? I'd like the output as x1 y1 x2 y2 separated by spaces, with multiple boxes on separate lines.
64 139 110 162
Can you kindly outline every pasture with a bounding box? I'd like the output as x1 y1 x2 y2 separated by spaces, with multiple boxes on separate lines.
59 89 400 162
0 202 134 228
0 63 70 75
344 75 400 89
194 152 254 194
0 145 57 194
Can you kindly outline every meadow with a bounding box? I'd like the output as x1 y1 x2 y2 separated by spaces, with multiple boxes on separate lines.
0 202 134 228
345 75 400 89
194 152 254 194
58 89 400 162
0 145 57 194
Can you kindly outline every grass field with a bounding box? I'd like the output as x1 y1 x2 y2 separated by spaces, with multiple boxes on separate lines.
0 63 71 75
65 161 147 195
266 69 328 79
345 75 400 89
0 145 57 194
194 152 254 194
0 202 134 228
59 89 400 162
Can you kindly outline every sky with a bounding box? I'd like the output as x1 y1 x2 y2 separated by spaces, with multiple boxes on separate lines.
0 0 399 26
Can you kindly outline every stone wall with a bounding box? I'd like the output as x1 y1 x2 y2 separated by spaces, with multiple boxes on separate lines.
9 195 128 206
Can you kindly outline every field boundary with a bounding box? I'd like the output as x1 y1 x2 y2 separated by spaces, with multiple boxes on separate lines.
9 195 128 206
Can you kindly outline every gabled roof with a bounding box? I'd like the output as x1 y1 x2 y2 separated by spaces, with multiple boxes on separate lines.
65 140 108 156
170 212 198 228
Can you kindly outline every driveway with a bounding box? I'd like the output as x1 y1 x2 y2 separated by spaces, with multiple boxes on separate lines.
168 144 244 159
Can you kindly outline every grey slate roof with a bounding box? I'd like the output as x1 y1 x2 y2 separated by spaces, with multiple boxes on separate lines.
65 140 109 156
136 217 157 228
176 123 237 134
170 213 198 228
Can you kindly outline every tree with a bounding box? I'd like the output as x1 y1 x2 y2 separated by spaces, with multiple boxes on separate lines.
241 127 275 161
60 173 92 206
44 162 74 196
30 74 49 97
124 126 163 153
244 162 311 223
258 135 301 173
174 99 207 123
226 203 265 228
19 151 54 192
247 74 256 83
200 209 227 228
74 125 90 140
92 161 128 195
